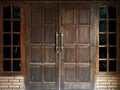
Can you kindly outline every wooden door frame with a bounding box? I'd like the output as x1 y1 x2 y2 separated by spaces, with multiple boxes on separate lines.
24 2 96 90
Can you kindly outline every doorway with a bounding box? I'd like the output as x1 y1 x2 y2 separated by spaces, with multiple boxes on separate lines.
25 3 95 90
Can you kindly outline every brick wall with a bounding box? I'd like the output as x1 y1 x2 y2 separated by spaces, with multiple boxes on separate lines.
96 76 120 90
0 76 120 90
0 76 25 90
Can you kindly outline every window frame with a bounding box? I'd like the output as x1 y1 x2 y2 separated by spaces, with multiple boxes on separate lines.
0 2 24 76
96 2 120 75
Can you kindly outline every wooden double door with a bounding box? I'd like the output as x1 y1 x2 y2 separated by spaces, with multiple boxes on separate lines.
26 3 95 90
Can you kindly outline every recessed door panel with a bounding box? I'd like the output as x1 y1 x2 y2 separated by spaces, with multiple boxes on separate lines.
78 65 90 82
30 65 42 82
63 27 76 44
44 65 56 82
44 8 57 24
64 65 77 82
77 46 90 63
43 46 56 63
31 8 43 26
31 46 42 63
31 27 43 43
78 8 90 24
44 26 56 44
63 47 76 63
61 8 76 24
78 26 90 44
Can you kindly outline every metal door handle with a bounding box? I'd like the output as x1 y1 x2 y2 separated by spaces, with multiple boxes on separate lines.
60 32 64 51
56 32 59 51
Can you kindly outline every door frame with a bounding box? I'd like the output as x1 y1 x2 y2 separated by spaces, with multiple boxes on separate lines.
24 2 96 90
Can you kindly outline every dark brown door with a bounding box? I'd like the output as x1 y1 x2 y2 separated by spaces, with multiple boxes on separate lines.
26 4 59 90
60 3 94 90
26 3 94 90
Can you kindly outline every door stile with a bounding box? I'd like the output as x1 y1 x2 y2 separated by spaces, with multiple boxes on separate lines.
59 4 64 89
25 4 31 89
90 2 97 89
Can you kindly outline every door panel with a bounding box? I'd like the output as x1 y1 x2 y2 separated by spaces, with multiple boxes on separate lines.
77 46 90 63
64 65 77 82
44 27 56 44
31 8 43 26
78 65 90 82
44 65 56 82
78 27 90 44
30 65 42 82
43 46 56 63
31 47 42 63
31 27 43 43
63 47 76 63
63 27 76 44
78 8 90 24
60 3 93 90
61 8 76 24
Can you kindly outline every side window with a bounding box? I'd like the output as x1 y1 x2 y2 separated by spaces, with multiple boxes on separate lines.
98 6 117 73
1 5 23 74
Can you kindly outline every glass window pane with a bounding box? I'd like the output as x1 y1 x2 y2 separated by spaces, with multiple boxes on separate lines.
13 6 20 19
3 21 11 32
3 34 11 45
13 47 20 58
108 6 116 19
13 60 21 71
109 20 116 32
13 34 20 45
99 60 107 71
109 47 116 58
3 47 11 58
99 47 107 58
3 6 11 19
13 21 20 32
99 7 107 19
99 20 107 32
109 34 116 45
3 60 11 71
109 60 116 71
99 34 107 45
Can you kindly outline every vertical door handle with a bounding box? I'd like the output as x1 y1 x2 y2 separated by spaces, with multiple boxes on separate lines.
60 32 64 51
56 32 59 51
